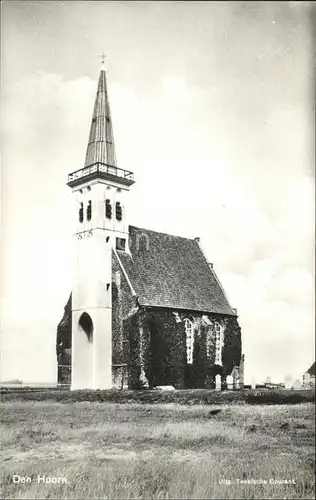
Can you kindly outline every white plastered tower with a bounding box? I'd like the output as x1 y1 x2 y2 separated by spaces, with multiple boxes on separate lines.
67 63 135 389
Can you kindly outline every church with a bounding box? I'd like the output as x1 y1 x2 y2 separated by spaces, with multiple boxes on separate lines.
56 62 244 391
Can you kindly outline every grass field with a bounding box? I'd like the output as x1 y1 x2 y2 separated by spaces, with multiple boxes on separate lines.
0 401 314 499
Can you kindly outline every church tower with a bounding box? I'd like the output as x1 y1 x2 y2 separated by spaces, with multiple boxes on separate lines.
67 62 135 389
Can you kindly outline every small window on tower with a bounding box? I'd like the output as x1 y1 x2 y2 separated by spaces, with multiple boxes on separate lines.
105 199 112 219
79 203 84 223
116 201 122 221
87 200 92 221
116 238 126 251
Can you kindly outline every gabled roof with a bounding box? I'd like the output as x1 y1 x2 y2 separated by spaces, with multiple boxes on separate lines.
115 225 236 316
306 362 315 376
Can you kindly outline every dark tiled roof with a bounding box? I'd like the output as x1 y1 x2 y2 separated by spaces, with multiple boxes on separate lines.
307 362 315 376
116 225 236 316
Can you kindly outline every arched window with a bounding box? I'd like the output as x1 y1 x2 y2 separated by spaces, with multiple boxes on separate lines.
202 316 213 359
206 325 213 358
86 200 92 221
215 321 222 365
78 312 93 343
105 199 112 219
79 203 84 223
185 318 194 365
116 201 122 221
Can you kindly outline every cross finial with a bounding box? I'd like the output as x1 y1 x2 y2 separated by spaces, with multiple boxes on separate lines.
100 51 106 65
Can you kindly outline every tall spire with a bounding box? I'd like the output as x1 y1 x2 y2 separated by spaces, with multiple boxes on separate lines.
67 63 134 188
84 63 116 168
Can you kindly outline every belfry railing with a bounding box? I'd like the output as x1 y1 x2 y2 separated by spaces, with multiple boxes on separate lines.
67 163 134 188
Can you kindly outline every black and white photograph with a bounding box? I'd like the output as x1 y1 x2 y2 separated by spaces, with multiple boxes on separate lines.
0 1 315 499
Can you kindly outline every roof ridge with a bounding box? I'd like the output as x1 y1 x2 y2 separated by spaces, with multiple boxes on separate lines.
113 249 136 296
129 224 195 242
194 238 235 315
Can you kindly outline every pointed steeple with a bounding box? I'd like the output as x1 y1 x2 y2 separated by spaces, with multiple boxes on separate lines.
84 63 116 168
67 63 134 188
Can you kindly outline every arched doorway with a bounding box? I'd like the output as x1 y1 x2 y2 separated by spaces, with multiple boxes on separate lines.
78 312 93 342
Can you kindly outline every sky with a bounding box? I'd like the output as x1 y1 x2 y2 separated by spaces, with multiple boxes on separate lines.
1 1 314 384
